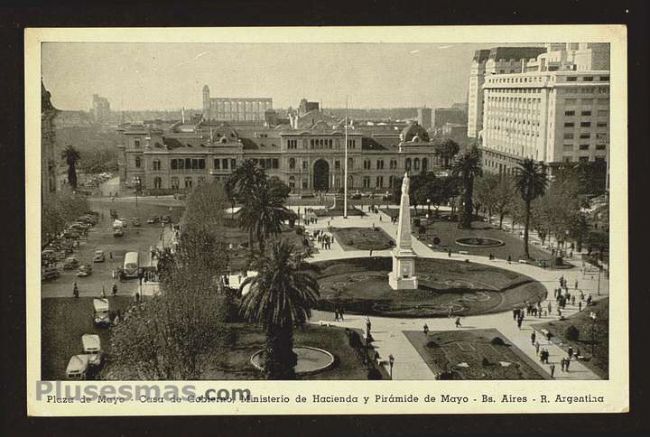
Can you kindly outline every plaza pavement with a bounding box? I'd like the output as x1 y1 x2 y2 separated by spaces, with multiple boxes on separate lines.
299 207 608 381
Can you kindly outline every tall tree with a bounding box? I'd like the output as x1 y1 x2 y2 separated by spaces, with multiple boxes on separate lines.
434 139 460 168
61 145 81 189
226 160 267 253
240 181 292 254
451 146 482 229
514 159 549 259
239 241 319 380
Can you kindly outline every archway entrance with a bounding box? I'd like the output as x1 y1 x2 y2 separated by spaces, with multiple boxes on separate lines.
313 159 330 191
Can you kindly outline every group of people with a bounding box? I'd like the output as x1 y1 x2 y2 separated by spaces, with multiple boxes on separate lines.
72 280 118 298
333 304 345 321
317 232 333 250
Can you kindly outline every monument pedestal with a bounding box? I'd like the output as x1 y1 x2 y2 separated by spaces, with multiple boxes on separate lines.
388 249 418 290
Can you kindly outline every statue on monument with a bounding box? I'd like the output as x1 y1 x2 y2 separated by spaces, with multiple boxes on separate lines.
388 172 418 290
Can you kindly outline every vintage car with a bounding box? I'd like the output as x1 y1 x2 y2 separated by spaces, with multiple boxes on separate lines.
92 250 105 263
76 264 93 277
113 228 124 238
42 266 60 281
132 217 141 227
146 216 160 224
93 298 111 328
63 256 79 270
66 354 90 380
81 334 104 368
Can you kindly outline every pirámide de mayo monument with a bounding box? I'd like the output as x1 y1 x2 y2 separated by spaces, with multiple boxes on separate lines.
388 173 418 290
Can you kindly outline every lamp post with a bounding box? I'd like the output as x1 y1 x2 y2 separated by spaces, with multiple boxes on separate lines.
132 176 142 208
590 312 597 356
388 354 395 380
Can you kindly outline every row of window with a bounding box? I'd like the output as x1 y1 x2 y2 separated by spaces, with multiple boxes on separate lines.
563 144 608 151
564 121 608 128
564 98 609 106
285 138 358 150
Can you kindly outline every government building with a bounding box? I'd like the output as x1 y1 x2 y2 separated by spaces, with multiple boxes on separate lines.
117 92 450 195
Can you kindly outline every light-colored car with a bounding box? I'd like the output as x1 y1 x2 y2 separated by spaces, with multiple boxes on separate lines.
93 250 105 263
93 298 111 328
66 354 90 380
82 334 104 367
42 267 60 281
77 264 93 277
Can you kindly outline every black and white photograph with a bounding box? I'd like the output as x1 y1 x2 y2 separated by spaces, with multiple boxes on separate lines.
24 26 629 415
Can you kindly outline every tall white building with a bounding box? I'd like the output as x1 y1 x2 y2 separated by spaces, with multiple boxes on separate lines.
481 70 610 175
467 47 546 139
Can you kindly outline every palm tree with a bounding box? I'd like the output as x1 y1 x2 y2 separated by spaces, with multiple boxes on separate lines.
514 159 549 259
61 145 81 189
451 145 482 229
240 183 292 254
434 139 460 168
226 160 267 253
239 241 320 380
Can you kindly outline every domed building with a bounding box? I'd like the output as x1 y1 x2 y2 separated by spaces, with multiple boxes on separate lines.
400 122 430 143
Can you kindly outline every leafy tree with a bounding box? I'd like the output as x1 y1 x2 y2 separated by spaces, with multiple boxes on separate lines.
474 173 500 221
493 176 517 230
182 181 228 234
110 229 231 379
451 146 482 229
61 145 81 189
77 147 118 174
433 139 460 168
239 241 319 380
514 159 549 259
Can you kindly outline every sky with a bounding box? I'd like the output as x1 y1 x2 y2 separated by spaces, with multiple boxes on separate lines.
42 42 533 111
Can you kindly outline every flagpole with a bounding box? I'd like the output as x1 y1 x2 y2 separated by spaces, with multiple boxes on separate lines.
344 97 349 219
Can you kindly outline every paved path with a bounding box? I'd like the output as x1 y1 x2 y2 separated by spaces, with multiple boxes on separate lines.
302 208 608 380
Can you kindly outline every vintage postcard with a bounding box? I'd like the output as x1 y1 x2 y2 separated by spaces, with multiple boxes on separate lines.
25 25 628 415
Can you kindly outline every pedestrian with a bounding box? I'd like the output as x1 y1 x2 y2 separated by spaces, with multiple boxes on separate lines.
565 357 571 372
423 323 429 336
448 249 452 258
517 318 522 329
531 331 536 345
535 341 540 355
73 281 79 298
109 251 113 260
578 301 582 312
567 347 573 359
507 255 512 264
100 286 106 299
135 292 140 303
455 317 461 328
575 279 579 290
560 358 566 372
548 301 552 314
571 295 576 306
513 308 518 320
339 305 344 321
334 306 340 321
369 249 373 257
550 363 556 378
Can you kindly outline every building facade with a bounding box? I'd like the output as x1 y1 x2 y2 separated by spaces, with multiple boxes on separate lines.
202 85 272 122
416 107 432 130
481 70 610 175
42 81 58 199
467 47 547 139
433 107 467 129
117 118 449 195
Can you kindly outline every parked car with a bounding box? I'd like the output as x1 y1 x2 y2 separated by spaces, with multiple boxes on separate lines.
66 354 90 380
42 267 60 281
92 250 105 263
63 256 79 270
113 228 124 238
351 192 362 200
77 264 93 277
132 217 141 227
93 298 111 328
146 216 160 224
81 334 104 368
161 215 171 224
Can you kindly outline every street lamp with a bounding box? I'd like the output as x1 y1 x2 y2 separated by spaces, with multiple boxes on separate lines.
388 354 395 380
590 312 598 356
132 176 142 208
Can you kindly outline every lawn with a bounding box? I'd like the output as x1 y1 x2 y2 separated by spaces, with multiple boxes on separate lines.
41 296 134 380
102 323 384 380
332 227 394 251
532 298 609 379
380 209 554 263
312 257 547 318
404 329 549 380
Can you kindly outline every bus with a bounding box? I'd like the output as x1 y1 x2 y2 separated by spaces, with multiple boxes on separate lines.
123 251 139 278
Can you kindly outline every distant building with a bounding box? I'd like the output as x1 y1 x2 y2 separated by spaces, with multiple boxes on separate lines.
416 107 432 130
92 94 111 123
202 85 272 122
298 98 320 116
434 107 467 129
467 47 547 139
440 123 468 145
41 81 58 198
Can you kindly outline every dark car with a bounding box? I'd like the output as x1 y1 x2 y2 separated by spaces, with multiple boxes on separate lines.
161 215 171 224
146 216 160 224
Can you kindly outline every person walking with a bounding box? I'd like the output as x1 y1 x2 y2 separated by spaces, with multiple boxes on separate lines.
423 323 429 336
567 347 574 359
560 358 566 372
455 317 462 328
550 363 556 378
333 306 339 321
535 341 540 355
109 251 113 261
369 248 373 257
531 331 536 345
73 281 79 298
565 357 571 372
448 249 452 258
339 305 344 321
507 255 512 264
